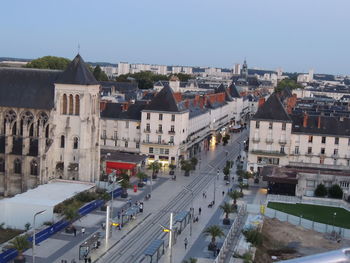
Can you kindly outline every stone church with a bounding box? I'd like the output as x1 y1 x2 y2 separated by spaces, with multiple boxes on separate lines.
0 55 100 196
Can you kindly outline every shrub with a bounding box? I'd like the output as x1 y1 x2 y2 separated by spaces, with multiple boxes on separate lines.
328 184 343 199
314 184 327 197
242 228 263 247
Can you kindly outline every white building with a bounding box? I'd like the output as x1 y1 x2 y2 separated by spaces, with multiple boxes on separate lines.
117 62 130 75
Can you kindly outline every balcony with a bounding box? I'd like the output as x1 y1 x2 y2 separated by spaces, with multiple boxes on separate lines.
265 138 274 144
250 149 286 156
144 129 151 133
142 140 174 146
289 161 350 171
156 130 163 134
332 153 339 159
278 139 287 145
252 137 260 143
305 152 313 157
168 130 175 135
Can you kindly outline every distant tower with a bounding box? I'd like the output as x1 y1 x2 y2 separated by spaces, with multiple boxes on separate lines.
308 69 314 82
241 59 248 79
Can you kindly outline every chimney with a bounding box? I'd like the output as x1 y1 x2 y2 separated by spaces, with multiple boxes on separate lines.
317 115 321 129
100 101 107 112
258 97 265 108
303 113 308 128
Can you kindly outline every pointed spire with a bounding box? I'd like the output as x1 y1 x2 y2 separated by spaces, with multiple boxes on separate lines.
56 54 98 85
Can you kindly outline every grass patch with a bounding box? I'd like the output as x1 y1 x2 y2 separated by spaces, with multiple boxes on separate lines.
268 202 350 229
0 229 24 244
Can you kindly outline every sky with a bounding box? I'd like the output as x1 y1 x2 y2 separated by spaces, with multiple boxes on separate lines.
1 0 350 75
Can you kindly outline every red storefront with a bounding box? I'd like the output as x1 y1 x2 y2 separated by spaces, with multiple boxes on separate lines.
106 161 137 176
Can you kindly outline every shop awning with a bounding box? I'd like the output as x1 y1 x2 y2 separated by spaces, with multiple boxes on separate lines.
107 162 136 170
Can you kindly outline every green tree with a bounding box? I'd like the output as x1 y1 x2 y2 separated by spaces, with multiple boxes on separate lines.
182 258 197 263
26 56 71 70
93 65 109 81
228 190 241 206
314 184 327 197
190 157 198 169
62 204 79 223
203 225 224 251
136 172 148 187
328 184 343 199
171 73 192 82
181 160 193 176
147 161 162 179
222 134 230 146
24 223 31 231
9 235 31 261
242 228 263 247
275 78 303 93
223 166 230 180
220 202 235 225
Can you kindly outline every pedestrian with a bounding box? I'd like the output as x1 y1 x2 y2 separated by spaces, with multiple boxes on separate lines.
222 191 225 197
84 255 88 263
73 227 77 237
216 247 220 256
202 192 205 198
117 211 121 219
199 207 201 215
88 257 92 263
184 238 188 250
81 227 85 235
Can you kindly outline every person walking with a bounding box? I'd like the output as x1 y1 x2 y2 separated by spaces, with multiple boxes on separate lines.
88 257 92 263
199 207 201 215
184 238 188 250
81 227 85 235
222 191 225 197
73 227 77 237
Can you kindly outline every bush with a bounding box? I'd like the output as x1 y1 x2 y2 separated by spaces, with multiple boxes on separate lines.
328 184 343 199
43 221 53 226
314 184 327 197
242 228 263 247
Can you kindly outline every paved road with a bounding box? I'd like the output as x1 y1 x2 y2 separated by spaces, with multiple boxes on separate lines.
98 131 248 263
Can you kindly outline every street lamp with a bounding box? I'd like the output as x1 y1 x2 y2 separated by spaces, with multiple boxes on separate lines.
32 210 46 263
333 212 337 231
184 186 194 237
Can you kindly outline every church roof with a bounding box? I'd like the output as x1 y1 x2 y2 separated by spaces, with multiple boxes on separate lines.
0 67 61 110
216 84 233 101
145 85 184 112
56 54 98 85
253 93 291 122
228 83 241 98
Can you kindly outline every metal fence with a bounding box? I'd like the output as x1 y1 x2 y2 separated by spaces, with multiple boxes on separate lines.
213 204 247 263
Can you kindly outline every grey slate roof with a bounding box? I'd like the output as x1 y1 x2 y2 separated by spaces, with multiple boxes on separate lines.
253 93 291 122
216 84 233 101
101 101 147 120
145 86 182 112
0 67 61 110
228 83 241 98
56 54 98 85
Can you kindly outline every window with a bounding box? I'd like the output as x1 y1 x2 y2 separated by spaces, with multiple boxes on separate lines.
334 149 338 155
114 131 117 140
60 135 65 148
340 181 350 188
294 146 299 154
159 148 164 154
30 160 38 176
170 136 174 143
125 121 129 128
102 130 106 138
347 160 350 166
280 146 285 154
69 94 74 115
171 114 175 121
322 137 326 144
75 95 80 115
308 179 316 187
159 114 163 120
0 158 4 172
269 122 273 129
146 134 150 143
158 124 162 132
136 142 140 149
307 147 312 154
62 94 67 114
165 149 169 155
14 159 21 174
282 123 286 131
158 135 162 144
170 125 175 132
256 121 260 129
335 137 339 145
321 148 325 154
308 136 313 143
146 113 150 120
73 137 79 149
149 147 153 153
146 123 150 132
125 141 128 148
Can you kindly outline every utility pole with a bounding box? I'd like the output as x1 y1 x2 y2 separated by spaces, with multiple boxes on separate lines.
105 205 110 245
168 212 173 263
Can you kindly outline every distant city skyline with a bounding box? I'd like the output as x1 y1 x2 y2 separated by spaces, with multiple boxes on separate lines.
1 0 350 75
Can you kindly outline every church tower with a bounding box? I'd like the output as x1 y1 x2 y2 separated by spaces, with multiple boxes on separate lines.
51 54 100 182
241 59 248 79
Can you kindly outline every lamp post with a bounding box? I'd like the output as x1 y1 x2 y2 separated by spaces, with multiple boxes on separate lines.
168 212 174 263
184 186 194 237
33 210 46 263
110 178 123 237
333 212 337 231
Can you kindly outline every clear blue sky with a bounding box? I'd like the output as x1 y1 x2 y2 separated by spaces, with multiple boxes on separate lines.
1 0 350 74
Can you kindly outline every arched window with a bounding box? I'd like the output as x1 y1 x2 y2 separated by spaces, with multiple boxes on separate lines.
12 122 17 135
45 125 49 138
69 94 74 115
0 158 4 172
75 95 80 115
60 135 65 148
62 94 67 115
30 160 38 176
29 123 34 137
73 137 79 149
14 159 21 174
